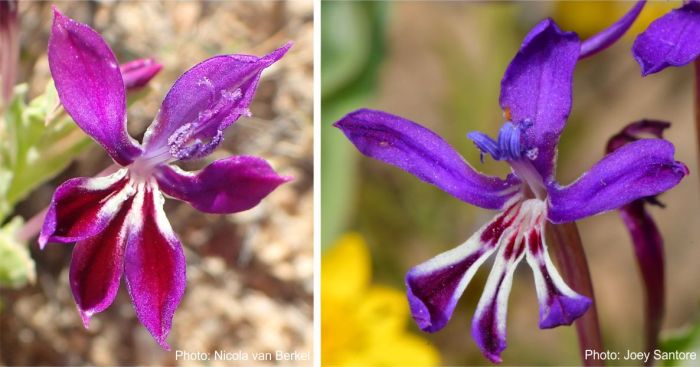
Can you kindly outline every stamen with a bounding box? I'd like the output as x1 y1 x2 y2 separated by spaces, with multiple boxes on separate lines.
165 87 244 161
467 131 502 162
497 122 522 160
468 122 526 162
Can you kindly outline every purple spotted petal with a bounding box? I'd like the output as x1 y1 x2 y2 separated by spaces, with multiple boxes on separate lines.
633 1 700 76
48 7 141 166
141 43 291 162
120 58 162 91
155 156 291 214
579 0 646 59
406 205 518 333
335 109 522 210
499 19 580 181
547 139 688 223
39 169 132 249
523 225 591 329
69 193 134 327
471 229 526 363
124 186 185 350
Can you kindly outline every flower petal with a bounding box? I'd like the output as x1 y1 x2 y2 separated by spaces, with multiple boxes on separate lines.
141 43 291 161
607 120 667 353
69 193 134 327
619 200 664 352
632 2 700 76
48 7 141 165
39 169 132 249
579 0 646 59
155 156 291 214
606 119 670 153
471 229 526 363
406 204 519 333
547 139 688 223
335 109 521 210
120 58 163 91
124 185 185 350
524 225 591 328
499 19 580 181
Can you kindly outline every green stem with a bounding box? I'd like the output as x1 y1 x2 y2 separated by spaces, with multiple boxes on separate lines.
546 222 604 366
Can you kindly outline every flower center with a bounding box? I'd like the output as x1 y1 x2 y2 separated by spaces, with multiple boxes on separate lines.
127 157 160 184
468 120 546 199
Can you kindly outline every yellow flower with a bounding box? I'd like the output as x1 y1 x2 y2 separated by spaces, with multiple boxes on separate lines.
554 1 678 39
322 233 440 367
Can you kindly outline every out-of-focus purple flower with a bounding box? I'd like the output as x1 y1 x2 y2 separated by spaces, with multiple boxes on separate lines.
632 1 700 75
0 0 19 106
336 19 688 363
120 58 163 90
39 7 291 349
607 120 672 358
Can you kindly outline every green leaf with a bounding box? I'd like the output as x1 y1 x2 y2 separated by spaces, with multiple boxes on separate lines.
660 313 700 367
0 217 35 288
0 83 92 222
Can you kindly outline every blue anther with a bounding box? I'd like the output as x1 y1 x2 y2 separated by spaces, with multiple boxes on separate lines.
497 122 522 160
467 131 502 162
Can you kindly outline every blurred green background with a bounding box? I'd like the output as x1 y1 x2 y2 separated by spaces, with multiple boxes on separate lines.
321 1 700 366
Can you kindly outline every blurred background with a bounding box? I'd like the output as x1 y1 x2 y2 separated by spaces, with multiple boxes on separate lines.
322 2 700 366
1 1 312 365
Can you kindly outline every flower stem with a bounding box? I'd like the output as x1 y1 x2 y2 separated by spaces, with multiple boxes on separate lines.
546 222 604 366
15 208 47 243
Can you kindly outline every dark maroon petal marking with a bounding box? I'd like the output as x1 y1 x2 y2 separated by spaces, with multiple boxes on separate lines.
407 249 488 333
525 231 591 329
124 186 185 350
69 195 134 327
40 171 130 248
405 207 518 333
472 231 526 363
480 204 518 246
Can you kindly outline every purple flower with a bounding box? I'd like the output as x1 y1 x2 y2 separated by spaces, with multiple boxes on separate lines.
632 0 700 75
335 19 688 363
606 120 671 356
39 7 291 349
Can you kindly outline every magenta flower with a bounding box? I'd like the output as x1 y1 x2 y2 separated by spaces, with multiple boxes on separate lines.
39 8 291 349
632 0 700 75
335 19 688 363
120 58 163 91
